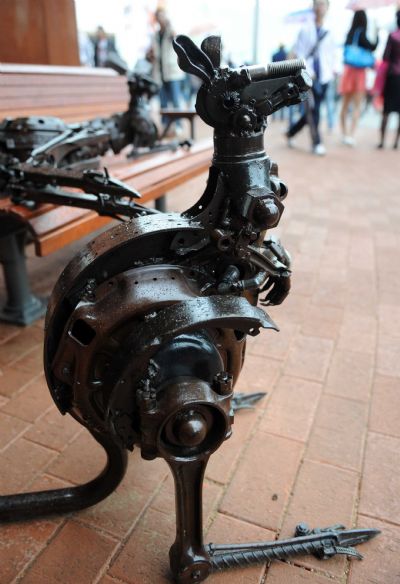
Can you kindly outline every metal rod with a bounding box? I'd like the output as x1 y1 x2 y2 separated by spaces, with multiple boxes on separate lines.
0 431 128 522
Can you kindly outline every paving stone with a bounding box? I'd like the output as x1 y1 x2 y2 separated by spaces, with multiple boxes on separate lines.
376 335 400 378
206 513 275 583
246 321 299 361
0 438 56 492
260 376 322 442
78 451 169 538
0 365 41 398
235 353 282 398
280 459 359 578
306 395 368 471
359 432 400 525
206 405 259 484
284 335 334 383
24 407 82 452
301 304 343 340
19 520 117 584
0 322 20 344
348 516 400 584
266 562 334 583
0 327 43 367
220 430 303 531
0 519 61 584
325 349 373 402
1 375 53 422
109 507 179 583
0 411 29 450
337 312 377 355
369 375 400 438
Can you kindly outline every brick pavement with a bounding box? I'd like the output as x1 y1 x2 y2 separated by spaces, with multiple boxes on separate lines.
0 119 399 583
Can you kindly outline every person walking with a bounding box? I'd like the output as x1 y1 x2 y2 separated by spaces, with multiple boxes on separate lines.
378 10 400 149
150 8 185 135
93 26 117 68
286 0 335 156
339 10 378 146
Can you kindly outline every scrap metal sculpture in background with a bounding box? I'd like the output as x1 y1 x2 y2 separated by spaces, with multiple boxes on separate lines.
0 72 184 173
0 36 379 583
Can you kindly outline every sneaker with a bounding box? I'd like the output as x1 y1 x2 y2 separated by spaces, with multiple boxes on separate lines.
287 136 295 149
342 135 355 146
313 143 326 156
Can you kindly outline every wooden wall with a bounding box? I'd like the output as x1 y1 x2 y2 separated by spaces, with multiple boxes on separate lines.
0 0 80 66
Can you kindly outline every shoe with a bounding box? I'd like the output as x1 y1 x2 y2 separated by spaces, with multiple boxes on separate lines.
287 137 295 149
342 135 355 146
313 143 326 156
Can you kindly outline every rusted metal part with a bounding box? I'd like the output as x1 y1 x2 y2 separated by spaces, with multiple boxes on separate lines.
0 34 379 583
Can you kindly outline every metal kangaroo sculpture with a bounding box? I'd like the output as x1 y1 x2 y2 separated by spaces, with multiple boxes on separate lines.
0 35 379 583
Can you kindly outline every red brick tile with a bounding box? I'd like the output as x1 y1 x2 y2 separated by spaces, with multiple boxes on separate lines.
220 430 303 530
207 406 259 484
369 375 400 438
0 365 40 398
0 323 20 344
0 327 43 367
337 312 377 355
0 411 29 450
376 335 400 378
12 345 44 375
78 450 169 538
1 375 53 422
109 507 176 584
19 520 117 584
98 576 122 584
0 438 56 492
0 519 61 584
260 376 322 442
206 513 275 583
151 474 221 527
306 395 368 471
378 304 400 339
301 304 343 340
280 460 359 578
46 430 108 484
48 432 168 498
24 407 81 452
325 350 373 402
348 516 399 584
235 353 282 398
266 562 334 583
246 321 298 361
359 432 400 525
284 335 334 382
311 278 347 309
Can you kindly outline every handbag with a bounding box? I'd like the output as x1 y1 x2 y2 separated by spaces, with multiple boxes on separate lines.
344 29 375 69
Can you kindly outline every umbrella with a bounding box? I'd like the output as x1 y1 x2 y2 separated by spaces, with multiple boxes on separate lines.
347 0 396 9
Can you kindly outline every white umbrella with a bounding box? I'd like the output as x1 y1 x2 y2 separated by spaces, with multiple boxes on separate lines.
347 0 397 9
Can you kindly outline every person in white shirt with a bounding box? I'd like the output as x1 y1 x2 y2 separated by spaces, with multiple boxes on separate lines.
286 0 335 155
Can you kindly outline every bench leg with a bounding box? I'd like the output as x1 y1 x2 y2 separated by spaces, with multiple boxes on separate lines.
155 195 167 212
0 231 47 326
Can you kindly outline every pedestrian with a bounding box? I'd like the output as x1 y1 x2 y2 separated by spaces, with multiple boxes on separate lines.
93 26 117 68
378 10 400 149
339 10 378 146
286 0 335 156
150 8 185 135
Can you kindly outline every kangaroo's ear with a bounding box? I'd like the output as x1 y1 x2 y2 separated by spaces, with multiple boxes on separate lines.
201 36 222 69
173 35 216 84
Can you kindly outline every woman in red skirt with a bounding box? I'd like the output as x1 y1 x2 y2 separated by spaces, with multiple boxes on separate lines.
339 10 378 146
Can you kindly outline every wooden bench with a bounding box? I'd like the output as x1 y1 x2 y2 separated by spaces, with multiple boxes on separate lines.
0 64 211 325
159 108 197 140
